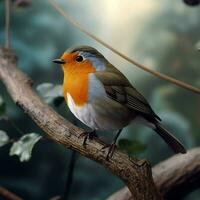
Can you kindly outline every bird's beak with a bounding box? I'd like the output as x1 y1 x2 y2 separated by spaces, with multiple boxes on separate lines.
52 59 66 64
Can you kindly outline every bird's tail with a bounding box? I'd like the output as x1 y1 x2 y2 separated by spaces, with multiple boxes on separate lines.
154 123 186 154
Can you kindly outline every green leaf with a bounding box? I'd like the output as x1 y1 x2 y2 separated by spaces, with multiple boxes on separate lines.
0 130 9 147
118 139 146 154
9 133 42 162
36 83 64 106
0 96 6 116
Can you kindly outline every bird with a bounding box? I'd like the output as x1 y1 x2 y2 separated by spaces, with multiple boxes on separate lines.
53 45 186 159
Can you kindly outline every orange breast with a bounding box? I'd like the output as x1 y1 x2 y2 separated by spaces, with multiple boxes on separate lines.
62 60 96 106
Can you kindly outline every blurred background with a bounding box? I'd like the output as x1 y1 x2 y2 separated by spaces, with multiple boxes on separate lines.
0 0 200 199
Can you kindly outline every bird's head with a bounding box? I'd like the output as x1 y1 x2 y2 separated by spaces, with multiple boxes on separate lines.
53 46 107 74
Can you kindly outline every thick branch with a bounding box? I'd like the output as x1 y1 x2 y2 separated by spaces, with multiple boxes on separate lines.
107 147 200 200
0 47 161 199
154 147 200 199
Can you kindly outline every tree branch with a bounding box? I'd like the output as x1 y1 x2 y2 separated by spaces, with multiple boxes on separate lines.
0 47 161 199
107 147 200 200
0 186 23 200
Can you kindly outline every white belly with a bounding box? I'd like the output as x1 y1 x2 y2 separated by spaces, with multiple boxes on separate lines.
67 93 101 130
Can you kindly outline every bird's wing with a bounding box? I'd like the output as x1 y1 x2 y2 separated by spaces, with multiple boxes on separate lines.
94 65 161 121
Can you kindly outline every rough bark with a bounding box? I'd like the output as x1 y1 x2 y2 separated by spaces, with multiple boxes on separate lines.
107 147 200 200
154 147 200 199
0 47 161 199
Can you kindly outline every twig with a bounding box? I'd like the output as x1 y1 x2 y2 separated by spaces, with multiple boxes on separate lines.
0 186 23 200
49 0 200 94
5 0 11 48
62 150 77 200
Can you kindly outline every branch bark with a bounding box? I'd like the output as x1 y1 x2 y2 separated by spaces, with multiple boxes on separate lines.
107 147 200 200
0 47 161 199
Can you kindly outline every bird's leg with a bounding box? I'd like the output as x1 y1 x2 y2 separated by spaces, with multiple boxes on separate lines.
103 129 123 160
79 130 98 147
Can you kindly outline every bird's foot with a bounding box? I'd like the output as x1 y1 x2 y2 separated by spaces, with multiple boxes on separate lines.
79 130 98 147
102 143 117 160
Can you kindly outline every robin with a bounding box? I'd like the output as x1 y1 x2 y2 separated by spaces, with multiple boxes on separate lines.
53 46 186 159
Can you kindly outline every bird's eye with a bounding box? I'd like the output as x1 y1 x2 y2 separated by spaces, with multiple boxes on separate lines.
75 55 83 62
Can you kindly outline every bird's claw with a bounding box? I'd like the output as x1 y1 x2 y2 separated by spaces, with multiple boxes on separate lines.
102 143 117 160
79 131 98 147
